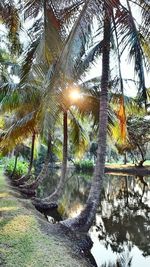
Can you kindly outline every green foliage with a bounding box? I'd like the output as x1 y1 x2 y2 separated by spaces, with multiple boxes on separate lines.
74 159 94 172
5 157 28 177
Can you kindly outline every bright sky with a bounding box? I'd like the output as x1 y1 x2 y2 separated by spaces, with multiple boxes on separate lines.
85 56 150 98
83 2 150 98
0 1 149 96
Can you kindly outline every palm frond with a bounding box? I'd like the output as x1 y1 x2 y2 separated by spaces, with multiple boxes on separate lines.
56 0 101 80
20 1 64 86
52 137 63 160
69 110 89 158
60 0 84 23
117 250 132 267
0 83 42 114
138 31 150 72
40 2 63 65
0 111 38 154
135 0 150 39
27 18 43 37
80 77 101 97
20 39 40 84
76 95 100 123
0 2 22 55
74 40 103 80
24 0 42 20
116 3 147 103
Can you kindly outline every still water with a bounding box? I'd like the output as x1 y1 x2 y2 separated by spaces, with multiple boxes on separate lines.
37 169 150 267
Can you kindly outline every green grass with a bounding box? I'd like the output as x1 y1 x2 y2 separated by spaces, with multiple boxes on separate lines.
106 160 150 166
0 170 91 267
143 160 150 166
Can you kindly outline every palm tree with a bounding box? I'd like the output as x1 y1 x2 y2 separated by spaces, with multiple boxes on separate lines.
19 90 89 195
18 0 107 206
58 2 111 232
27 110 68 205
0 1 75 195
11 1 91 196
19 132 54 195
58 0 149 232
0 0 49 182
20 108 67 192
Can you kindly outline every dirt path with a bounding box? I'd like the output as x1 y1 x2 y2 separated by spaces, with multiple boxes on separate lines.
0 171 95 267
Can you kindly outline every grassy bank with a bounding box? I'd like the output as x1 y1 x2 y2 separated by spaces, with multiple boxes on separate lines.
105 163 150 175
0 170 92 267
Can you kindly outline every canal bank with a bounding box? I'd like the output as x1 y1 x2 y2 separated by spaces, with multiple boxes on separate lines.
0 171 94 267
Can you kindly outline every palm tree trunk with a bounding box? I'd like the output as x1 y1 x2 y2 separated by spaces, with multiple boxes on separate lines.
32 110 68 210
136 144 146 167
25 158 49 190
124 152 127 165
11 153 18 178
125 176 129 206
28 131 36 174
61 10 111 232
43 110 68 202
14 132 36 185
20 134 52 190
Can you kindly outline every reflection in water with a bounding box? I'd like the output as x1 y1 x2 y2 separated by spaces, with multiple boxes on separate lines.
37 170 150 267
90 174 150 267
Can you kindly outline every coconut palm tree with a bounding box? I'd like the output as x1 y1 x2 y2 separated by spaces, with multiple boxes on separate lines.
57 0 149 232
0 0 89 198
19 89 90 195
10 0 96 196
19 0 108 209
58 1 110 232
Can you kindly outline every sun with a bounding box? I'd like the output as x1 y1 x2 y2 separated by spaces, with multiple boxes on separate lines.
69 90 80 101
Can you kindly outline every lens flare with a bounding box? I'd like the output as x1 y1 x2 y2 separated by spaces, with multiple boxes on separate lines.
69 90 80 101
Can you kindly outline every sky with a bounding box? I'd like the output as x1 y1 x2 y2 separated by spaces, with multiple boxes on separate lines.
0 1 149 98
83 2 150 98
85 55 150 98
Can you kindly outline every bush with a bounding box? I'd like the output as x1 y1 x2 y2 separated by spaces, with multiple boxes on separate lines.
5 157 28 178
74 159 94 172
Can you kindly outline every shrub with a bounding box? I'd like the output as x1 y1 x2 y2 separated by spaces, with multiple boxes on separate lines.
5 157 28 178
74 159 94 172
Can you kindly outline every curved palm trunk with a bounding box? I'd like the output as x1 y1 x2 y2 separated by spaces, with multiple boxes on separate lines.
11 153 18 178
14 132 36 185
42 110 68 202
124 152 127 165
136 144 146 167
28 131 36 173
33 110 68 208
125 176 129 206
20 134 52 190
61 10 111 233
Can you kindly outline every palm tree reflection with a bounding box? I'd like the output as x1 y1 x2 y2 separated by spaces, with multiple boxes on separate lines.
90 174 150 266
38 170 150 264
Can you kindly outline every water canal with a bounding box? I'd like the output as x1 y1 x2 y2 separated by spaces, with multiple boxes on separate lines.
37 170 150 267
